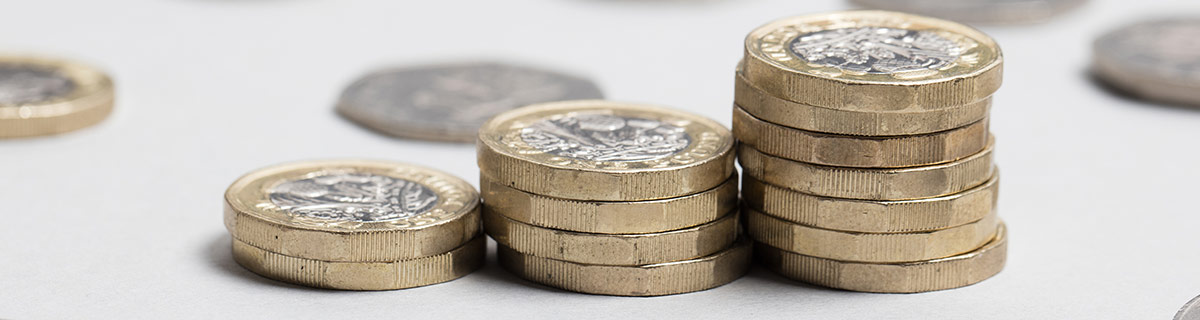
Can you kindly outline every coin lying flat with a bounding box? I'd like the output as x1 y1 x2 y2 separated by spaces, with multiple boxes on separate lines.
1094 19 1200 107
498 238 751 296
1177 294 1200 320
481 175 737 234
734 107 989 168
742 10 1003 111
743 173 998 233
745 206 998 263
478 100 735 201
738 138 994 200
756 223 1006 293
337 62 603 142
0 55 113 138
850 0 1086 24
224 160 481 262
232 235 485 291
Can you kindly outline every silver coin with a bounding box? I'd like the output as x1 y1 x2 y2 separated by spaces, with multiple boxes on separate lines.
1178 294 1200 320
849 0 1087 24
1093 18 1200 107
337 62 604 143
0 63 75 105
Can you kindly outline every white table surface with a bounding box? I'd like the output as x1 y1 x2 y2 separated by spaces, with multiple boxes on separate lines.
2 0 1199 318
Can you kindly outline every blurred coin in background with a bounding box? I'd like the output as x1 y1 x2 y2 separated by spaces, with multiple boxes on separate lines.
337 62 604 143
1093 18 1200 107
1178 294 1200 320
848 0 1087 24
0 55 114 138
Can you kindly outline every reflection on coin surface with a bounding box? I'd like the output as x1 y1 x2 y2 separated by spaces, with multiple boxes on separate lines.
269 172 439 222
337 62 604 142
790 26 962 74
0 55 114 138
1094 19 1200 107
0 64 75 105
1179 294 1200 320
849 0 1086 24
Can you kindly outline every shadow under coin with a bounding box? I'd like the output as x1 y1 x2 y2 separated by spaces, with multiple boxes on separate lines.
203 233 319 291
1086 71 1200 112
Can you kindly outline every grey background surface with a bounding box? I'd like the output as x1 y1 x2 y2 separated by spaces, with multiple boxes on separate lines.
1 0 1198 318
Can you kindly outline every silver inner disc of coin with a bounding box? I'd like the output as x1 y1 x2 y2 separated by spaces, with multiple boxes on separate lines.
0 64 75 105
269 173 439 222
789 27 962 74
520 114 691 162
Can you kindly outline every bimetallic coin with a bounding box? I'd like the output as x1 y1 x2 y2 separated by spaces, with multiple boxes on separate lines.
498 238 751 296
742 11 1003 111
232 235 485 291
1094 19 1200 107
478 100 735 201
745 206 998 263
482 175 737 234
1177 294 1200 320
0 55 113 138
224 160 481 262
337 62 603 142
756 223 1006 293
850 0 1087 24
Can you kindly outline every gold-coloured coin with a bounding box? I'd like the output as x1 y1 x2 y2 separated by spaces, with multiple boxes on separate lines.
743 173 998 233
497 238 751 296
477 100 735 201
481 175 737 234
224 160 481 262
232 235 485 291
745 206 997 263
734 107 988 168
484 208 738 265
0 55 114 138
742 10 1003 111
738 139 994 200
756 223 1007 293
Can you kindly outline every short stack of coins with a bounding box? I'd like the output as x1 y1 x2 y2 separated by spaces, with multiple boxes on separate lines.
223 160 485 290
477 100 750 296
734 11 1008 293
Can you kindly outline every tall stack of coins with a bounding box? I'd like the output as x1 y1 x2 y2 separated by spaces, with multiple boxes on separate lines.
734 11 1007 293
478 100 749 296
224 160 485 290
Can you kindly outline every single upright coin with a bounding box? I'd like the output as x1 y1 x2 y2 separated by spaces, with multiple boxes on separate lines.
1094 19 1200 107
224 160 481 262
478 100 735 201
337 62 604 142
0 55 114 138
743 10 1003 111
849 0 1087 24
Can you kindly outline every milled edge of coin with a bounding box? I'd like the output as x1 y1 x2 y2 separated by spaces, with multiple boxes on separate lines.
742 10 1003 111
477 99 735 201
849 0 1088 24
745 206 998 263
743 172 998 233
756 223 1007 293
733 107 989 168
497 238 751 296
484 208 739 265
0 55 114 138
481 175 738 234
232 235 486 291
738 138 994 200
224 159 482 262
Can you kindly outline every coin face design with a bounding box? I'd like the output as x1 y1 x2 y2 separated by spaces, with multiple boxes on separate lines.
1098 19 1200 81
337 62 604 142
519 114 691 162
269 172 439 222
789 27 962 74
0 63 75 105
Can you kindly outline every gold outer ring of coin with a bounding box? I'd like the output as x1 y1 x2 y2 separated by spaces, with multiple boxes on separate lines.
481 175 738 234
734 69 992 136
738 138 994 200
232 235 485 291
734 106 990 168
743 173 998 233
484 208 739 265
742 10 1003 111
477 100 735 201
756 223 1007 293
0 55 114 138
745 206 998 263
497 238 751 296
224 160 481 262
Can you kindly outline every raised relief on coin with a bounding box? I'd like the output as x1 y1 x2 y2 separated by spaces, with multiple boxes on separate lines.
519 114 691 162
0 64 75 105
789 27 962 74
269 172 439 222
